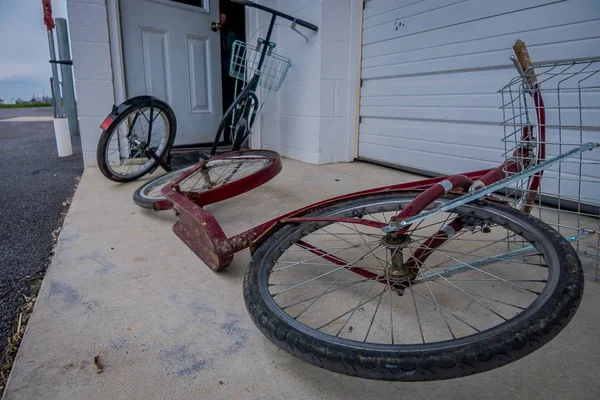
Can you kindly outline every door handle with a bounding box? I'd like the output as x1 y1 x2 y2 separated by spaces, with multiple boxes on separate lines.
211 22 221 32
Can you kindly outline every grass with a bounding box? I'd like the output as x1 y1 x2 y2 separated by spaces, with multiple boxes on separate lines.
0 103 52 109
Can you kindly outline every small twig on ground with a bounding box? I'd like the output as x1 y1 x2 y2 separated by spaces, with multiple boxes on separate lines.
93 356 103 374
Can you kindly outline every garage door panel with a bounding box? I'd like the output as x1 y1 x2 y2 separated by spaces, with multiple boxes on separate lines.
358 143 500 174
363 0 462 30
360 118 505 150
362 0 559 46
362 50 514 79
362 0 422 21
362 18 600 69
357 0 600 207
361 93 501 108
361 69 510 97
359 133 502 162
360 105 501 124
363 37 600 79
362 0 597 59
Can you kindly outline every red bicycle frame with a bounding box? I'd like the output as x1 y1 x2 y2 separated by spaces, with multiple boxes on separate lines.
159 41 547 281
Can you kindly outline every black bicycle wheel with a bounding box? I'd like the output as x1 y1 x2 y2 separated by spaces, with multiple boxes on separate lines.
133 165 195 209
97 97 176 182
244 192 583 381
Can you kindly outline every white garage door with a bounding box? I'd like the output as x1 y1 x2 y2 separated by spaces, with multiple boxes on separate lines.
358 0 600 176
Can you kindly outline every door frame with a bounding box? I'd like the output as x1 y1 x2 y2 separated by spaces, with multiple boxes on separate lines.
107 0 258 146
107 0 360 157
347 0 363 161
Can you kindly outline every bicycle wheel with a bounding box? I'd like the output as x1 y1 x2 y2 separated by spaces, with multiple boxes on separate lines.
97 98 176 182
133 165 195 209
171 150 281 206
244 192 583 381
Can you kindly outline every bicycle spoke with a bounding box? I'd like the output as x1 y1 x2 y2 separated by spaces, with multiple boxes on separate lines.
409 287 481 335
417 244 541 295
431 280 526 310
363 284 387 342
406 275 425 343
385 247 395 344
333 225 388 269
335 264 387 337
294 261 360 320
281 278 374 310
272 241 380 272
315 290 390 331
418 262 456 339
272 246 386 295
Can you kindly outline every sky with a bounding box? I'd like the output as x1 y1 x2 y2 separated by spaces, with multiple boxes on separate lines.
0 0 68 103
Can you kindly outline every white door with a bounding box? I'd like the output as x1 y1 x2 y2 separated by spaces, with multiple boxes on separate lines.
120 0 223 145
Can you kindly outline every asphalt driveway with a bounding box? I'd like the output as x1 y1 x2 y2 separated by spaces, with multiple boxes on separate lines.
0 107 82 357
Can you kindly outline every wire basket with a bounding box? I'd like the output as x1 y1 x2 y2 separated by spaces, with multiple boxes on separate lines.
229 40 291 92
500 58 600 280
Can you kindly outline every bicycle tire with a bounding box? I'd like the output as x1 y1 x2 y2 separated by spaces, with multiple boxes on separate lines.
133 165 195 209
244 192 583 381
97 97 176 182
169 150 282 207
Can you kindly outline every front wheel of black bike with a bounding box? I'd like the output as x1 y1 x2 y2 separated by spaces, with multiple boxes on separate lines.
97 97 176 182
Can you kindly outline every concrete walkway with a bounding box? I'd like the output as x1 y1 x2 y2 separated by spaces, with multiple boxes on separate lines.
4 160 600 399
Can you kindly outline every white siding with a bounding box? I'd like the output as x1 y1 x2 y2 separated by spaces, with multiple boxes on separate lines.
358 0 600 175
255 0 355 165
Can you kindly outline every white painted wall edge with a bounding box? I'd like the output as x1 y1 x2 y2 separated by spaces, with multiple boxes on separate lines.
107 0 126 106
345 0 363 162
54 118 73 157
246 5 262 150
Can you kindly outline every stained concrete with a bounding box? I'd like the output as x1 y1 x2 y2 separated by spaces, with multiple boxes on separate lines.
3 159 600 399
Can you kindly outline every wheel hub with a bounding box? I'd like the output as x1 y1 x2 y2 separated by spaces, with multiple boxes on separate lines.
381 234 412 286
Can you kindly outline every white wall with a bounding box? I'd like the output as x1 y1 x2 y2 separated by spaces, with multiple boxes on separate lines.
67 0 115 167
256 0 356 164
67 0 358 167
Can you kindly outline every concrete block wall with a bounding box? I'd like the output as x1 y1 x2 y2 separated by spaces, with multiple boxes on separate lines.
67 0 115 167
66 0 356 167
257 0 353 164
319 0 351 164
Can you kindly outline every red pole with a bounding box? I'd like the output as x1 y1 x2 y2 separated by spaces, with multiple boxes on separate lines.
42 0 63 118
42 0 55 31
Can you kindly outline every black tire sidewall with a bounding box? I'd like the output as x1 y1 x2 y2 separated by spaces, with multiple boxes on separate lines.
132 166 193 208
97 99 176 183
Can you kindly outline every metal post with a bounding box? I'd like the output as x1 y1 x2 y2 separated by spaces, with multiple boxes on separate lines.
49 77 58 117
47 30 63 118
43 0 63 118
56 18 79 136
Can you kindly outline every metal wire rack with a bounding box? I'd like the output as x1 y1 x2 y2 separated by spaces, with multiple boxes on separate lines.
229 40 291 92
500 58 600 280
